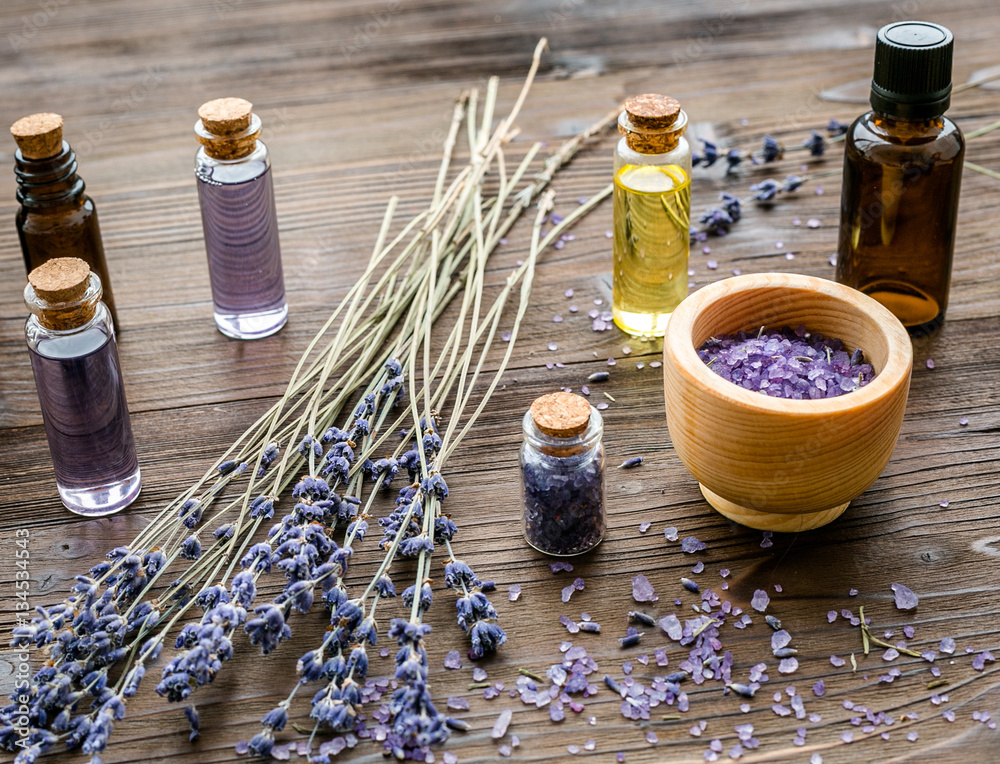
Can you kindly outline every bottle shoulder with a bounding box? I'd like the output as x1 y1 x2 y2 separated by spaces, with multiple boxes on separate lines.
615 136 692 172
847 112 964 163
195 142 271 185
26 303 114 355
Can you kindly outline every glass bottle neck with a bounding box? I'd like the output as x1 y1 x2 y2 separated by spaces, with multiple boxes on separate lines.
15 142 86 210
25 272 103 332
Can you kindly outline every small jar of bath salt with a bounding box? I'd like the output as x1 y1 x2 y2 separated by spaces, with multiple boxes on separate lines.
521 392 606 556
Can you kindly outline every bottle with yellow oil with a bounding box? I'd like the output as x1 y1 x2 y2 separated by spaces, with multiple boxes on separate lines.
612 94 692 337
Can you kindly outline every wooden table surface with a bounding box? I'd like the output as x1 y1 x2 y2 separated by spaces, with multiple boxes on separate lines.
2 1 999 762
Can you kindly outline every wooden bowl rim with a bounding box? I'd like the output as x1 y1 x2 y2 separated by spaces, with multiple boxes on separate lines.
666 273 913 415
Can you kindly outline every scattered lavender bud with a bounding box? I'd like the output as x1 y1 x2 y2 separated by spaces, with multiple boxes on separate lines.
578 621 601 633
617 456 644 469
680 577 700 593
619 632 644 648
628 611 656 627
587 371 610 383
765 615 782 630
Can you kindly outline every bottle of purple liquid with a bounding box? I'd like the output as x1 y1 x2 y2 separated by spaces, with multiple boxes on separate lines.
24 257 140 516
194 98 287 339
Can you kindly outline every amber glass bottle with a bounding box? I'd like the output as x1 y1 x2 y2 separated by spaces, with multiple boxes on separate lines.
11 113 119 328
836 22 964 335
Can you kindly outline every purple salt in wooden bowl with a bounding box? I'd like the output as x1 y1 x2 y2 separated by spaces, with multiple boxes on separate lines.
662 273 912 532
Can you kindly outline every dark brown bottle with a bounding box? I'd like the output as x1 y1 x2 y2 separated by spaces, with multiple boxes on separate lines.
11 113 119 328
835 22 964 335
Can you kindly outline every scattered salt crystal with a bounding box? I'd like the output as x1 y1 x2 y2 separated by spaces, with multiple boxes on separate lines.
605 230 613 238
596 402 609 410
732 268 742 275
785 253 795 260
622 346 632 355
959 416 969 426
775 241 784 249
926 358 935 369
792 217 801 226
632 574 658 602
664 526 678 541
939 500 950 508
891 582 919 610
639 522 651 533
491 708 513 739
444 650 462 669
547 342 558 351
807 218 821 228
706 259 718 270
751 590 770 612
553 315 563 323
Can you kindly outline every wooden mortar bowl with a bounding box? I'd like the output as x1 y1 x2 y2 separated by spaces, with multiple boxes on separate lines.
662 273 912 532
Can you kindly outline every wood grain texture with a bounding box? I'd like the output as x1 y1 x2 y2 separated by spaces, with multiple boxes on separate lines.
1 0 999 763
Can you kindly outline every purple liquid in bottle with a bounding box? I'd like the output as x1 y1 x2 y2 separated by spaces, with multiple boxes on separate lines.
29 324 140 515
197 162 287 339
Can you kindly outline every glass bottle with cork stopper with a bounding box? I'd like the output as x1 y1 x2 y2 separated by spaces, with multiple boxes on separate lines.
521 392 606 556
835 21 964 335
11 112 119 329
613 94 692 338
195 97 287 339
24 257 140 516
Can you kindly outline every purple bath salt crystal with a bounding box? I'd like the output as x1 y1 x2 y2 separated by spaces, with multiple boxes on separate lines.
550 562 574 573
560 615 580 634
813 679 825 696
830 655 846 667
561 584 577 603
827 610 837 623
771 630 792 650
697 326 876 400
632 574 658 602
926 358 935 369
573 577 586 591
939 637 956 654
447 696 470 711
473 667 488 682
891 583 919 610
681 536 707 553
639 521 652 533
491 708 513 739
778 658 799 674
658 614 683 641
508 584 522 602
235 740 249 755
751 590 770 612
444 650 463 670
664 526 679 542
565 288 574 298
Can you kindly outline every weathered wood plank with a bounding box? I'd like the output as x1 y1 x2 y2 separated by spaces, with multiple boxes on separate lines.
1 0 999 762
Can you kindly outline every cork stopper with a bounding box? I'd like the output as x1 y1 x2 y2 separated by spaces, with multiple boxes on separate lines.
624 94 680 131
619 94 686 155
10 113 64 160
530 392 592 438
27 258 99 331
29 257 90 302
198 97 253 135
196 97 261 160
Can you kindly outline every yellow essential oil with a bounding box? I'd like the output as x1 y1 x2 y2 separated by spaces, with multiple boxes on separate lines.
612 163 690 337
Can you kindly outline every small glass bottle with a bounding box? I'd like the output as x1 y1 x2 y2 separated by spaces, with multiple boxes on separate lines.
521 392 605 556
24 257 141 516
613 94 692 338
11 113 119 329
194 97 287 339
836 21 964 335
